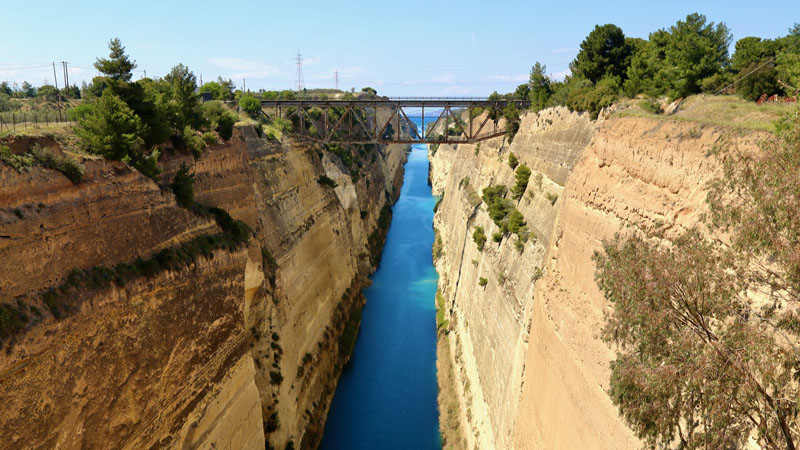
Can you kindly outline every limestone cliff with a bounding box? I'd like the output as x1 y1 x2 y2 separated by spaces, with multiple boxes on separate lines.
0 123 406 449
430 106 764 449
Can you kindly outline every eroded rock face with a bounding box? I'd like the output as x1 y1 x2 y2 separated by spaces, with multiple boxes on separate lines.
0 126 406 450
430 107 764 449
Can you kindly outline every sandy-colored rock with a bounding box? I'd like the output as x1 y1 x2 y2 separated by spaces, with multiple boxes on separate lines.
0 120 407 450
430 107 765 449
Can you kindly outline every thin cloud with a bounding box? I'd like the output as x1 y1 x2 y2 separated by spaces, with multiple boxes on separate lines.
207 57 278 79
403 73 455 85
485 74 528 83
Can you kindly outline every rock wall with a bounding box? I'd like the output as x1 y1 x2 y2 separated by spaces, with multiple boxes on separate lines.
0 123 406 449
430 107 764 449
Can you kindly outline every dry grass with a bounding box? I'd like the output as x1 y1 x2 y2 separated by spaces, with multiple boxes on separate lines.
613 94 796 133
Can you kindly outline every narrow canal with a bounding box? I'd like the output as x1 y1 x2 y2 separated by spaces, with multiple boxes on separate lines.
319 136 440 449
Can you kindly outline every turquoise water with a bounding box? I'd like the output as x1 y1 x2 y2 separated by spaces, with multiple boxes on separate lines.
319 140 440 450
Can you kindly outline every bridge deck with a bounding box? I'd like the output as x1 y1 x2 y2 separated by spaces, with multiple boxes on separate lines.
253 97 529 144
259 97 530 108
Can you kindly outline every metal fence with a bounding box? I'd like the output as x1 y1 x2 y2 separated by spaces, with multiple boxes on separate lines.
0 110 74 132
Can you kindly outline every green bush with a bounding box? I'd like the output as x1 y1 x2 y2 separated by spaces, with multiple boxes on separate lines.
269 370 283 385
75 90 145 160
201 131 218 146
182 126 205 158
317 175 338 188
0 144 35 171
545 191 559 205
473 226 487 252
203 100 237 141
512 164 531 200
1 144 85 183
31 147 85 183
478 277 488 287
508 152 519 169
172 162 195 207
492 232 503 243
131 149 161 181
239 95 261 116
0 303 28 341
507 209 527 234
638 99 661 114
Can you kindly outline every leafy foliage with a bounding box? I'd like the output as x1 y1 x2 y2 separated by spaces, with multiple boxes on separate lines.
76 90 145 160
172 162 195 208
239 95 261 116
472 226 487 252
317 175 338 188
512 164 531 200
508 152 519 169
570 24 634 83
528 62 553 112
203 101 237 141
595 109 800 449
625 13 732 99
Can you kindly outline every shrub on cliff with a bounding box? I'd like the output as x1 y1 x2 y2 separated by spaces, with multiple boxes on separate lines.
29 145 85 183
172 162 195 207
317 175 338 188
508 152 518 169
472 226 487 252
512 164 531 200
202 101 237 141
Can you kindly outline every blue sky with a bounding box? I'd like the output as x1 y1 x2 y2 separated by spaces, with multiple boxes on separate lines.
1 0 798 96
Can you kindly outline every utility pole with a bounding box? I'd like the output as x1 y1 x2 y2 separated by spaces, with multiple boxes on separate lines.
52 62 62 121
335 69 339 91
295 51 305 91
61 61 69 98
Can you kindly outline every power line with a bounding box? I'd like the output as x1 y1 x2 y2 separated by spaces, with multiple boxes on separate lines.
0 64 52 72
716 38 800 95
335 69 339 90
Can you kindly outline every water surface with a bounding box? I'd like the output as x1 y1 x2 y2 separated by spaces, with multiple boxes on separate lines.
319 141 440 450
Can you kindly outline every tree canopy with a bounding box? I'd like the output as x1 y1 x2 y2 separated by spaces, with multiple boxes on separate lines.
570 24 634 83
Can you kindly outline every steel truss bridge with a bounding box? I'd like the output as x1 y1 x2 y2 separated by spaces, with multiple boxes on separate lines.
258 97 530 145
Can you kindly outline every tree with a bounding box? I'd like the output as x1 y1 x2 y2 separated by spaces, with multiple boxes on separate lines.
625 14 731 98
595 109 800 450
94 38 136 83
776 25 800 92
20 81 36 98
75 90 145 160
0 82 11 96
171 162 195 208
199 78 235 101
361 87 377 95
37 85 59 102
570 24 633 83
239 94 261 116
528 62 553 112
165 64 202 131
